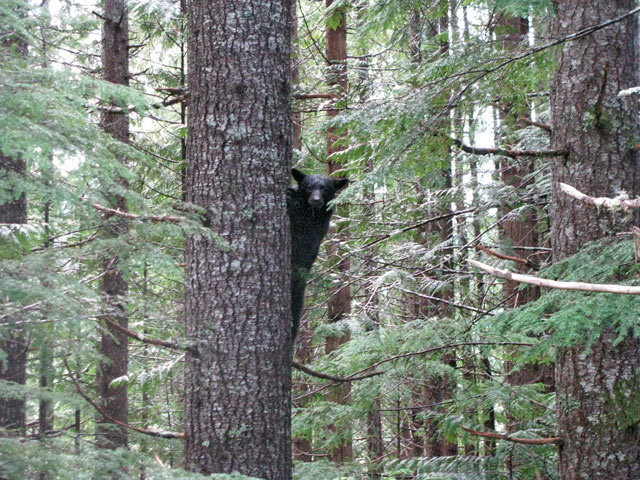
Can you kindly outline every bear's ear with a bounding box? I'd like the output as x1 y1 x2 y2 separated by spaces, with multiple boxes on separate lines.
334 177 349 191
292 168 306 184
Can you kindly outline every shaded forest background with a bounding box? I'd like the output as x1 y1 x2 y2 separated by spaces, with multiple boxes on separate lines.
1 0 639 479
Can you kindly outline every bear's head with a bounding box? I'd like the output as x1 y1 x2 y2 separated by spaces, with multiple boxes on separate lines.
292 168 349 211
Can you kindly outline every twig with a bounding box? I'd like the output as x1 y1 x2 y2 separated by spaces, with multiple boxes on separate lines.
459 426 561 445
292 361 382 382
91 203 186 223
395 286 492 315
559 182 640 211
100 316 185 351
447 136 567 159
469 259 640 295
62 357 183 439
475 244 530 266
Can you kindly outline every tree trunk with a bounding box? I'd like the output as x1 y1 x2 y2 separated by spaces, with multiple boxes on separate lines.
97 0 130 450
184 1 293 478
325 0 353 463
0 3 28 437
549 1 640 478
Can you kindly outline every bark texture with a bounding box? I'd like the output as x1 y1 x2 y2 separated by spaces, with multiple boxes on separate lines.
549 1 640 478
97 0 130 449
185 1 293 478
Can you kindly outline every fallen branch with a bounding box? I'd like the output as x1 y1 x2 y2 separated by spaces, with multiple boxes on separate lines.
91 203 185 223
292 361 382 382
459 426 561 445
559 182 640 211
63 357 183 439
469 259 640 295
447 136 567 159
475 244 530 266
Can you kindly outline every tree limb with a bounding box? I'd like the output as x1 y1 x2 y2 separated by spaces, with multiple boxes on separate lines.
469 259 640 295
91 203 186 223
62 357 183 439
292 361 382 382
100 316 184 351
447 135 567 159
459 426 561 445
475 243 531 266
559 182 640 211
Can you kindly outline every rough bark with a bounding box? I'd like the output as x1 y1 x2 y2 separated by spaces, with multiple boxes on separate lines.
96 0 130 449
0 3 28 437
184 1 293 478
325 0 352 463
549 1 640 478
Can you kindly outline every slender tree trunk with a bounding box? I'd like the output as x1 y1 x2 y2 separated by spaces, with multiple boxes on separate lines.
549 1 640 478
0 2 28 438
325 0 353 463
97 0 130 449
184 1 293 477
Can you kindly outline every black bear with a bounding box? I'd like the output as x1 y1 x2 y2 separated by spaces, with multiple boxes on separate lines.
288 168 349 339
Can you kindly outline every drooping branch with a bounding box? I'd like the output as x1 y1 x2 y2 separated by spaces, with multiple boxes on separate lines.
63 357 183 439
459 426 561 445
292 361 382 382
469 259 640 295
447 135 567 159
91 203 186 223
100 316 185 351
559 182 640 211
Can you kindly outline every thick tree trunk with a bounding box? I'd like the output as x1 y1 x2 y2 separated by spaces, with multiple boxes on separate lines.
549 1 640 478
325 0 353 463
184 1 293 478
0 5 28 437
97 0 130 449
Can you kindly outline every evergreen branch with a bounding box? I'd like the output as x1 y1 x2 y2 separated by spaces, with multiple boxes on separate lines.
292 361 382 382
559 182 640 211
469 259 640 295
474 244 531 266
91 203 186 223
459 426 561 445
446 135 567 159
62 357 183 439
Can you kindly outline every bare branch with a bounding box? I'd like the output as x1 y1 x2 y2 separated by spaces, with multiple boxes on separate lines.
475 244 530 266
292 361 382 382
559 182 640 211
63 357 183 439
459 426 561 445
100 316 184 351
447 136 567 159
91 203 186 223
469 259 640 295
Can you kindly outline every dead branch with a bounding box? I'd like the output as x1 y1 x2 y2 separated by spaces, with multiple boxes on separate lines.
559 182 640 211
63 357 183 439
100 317 184 351
293 93 339 100
447 136 567 159
459 426 561 445
292 361 382 382
91 203 186 223
475 244 530 266
469 259 640 295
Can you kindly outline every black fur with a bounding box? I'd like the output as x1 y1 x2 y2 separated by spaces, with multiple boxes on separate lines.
287 168 348 339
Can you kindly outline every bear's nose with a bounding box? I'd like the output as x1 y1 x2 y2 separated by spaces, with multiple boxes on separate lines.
309 191 324 208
